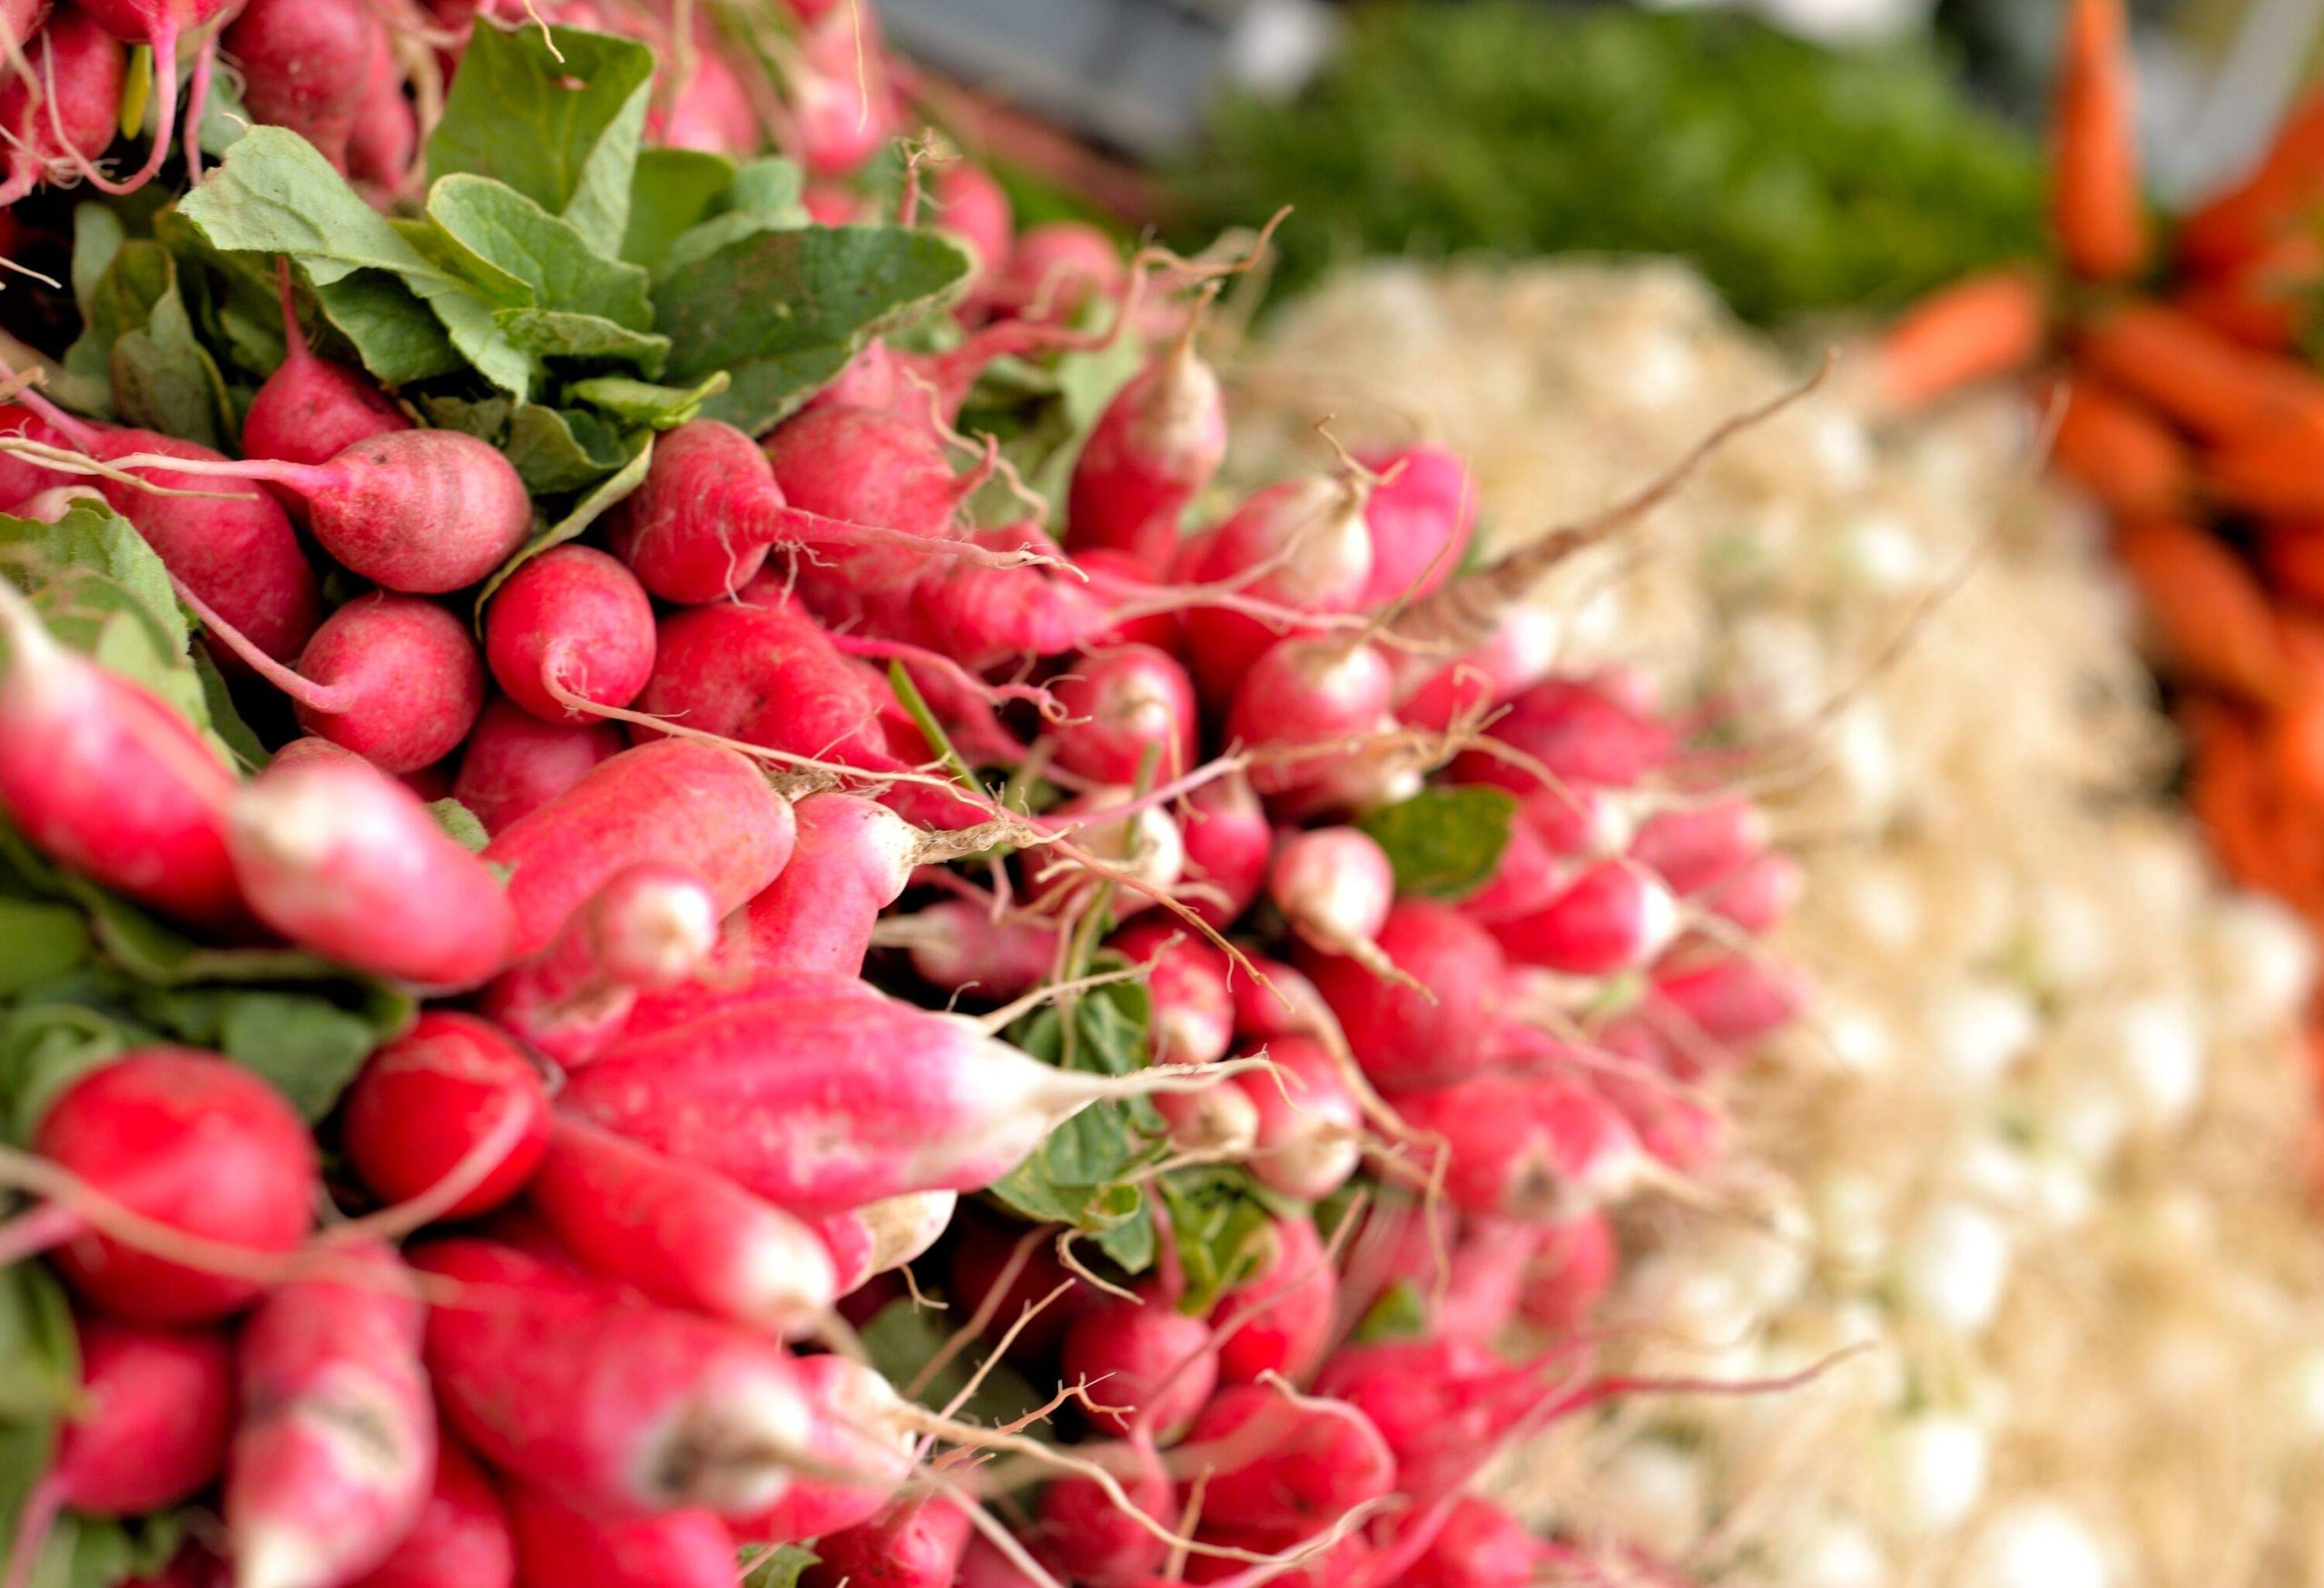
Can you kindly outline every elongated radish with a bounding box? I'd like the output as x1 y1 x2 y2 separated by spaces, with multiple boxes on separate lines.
1627 796 1770 896
1177 1383 1396 1542
561 991 1246 1208
1269 826 1397 976
1061 1287 1217 1438
1699 850 1803 934
1487 858 1680 975
740 792 921 978
507 1488 735 1588
803 1498 972 1588
9 1049 315 1324
734 1355 917 1545
1312 1336 1528 1508
481 863 719 1066
1233 1033 1362 1202
410 1238 817 1517
482 740 795 959
1231 953 1332 1041
1049 644 1199 784
244 263 412 471
483 546 655 725
451 700 624 834
1210 1214 1336 1386
807 1190 959 1293
1067 333 1226 571
1226 636 1396 802
888 899 1061 1000
1107 919 1234 1065
1180 772 1272 929
227 1241 434 1588
344 42 417 199
1356 444 1478 607
1389 1073 1643 1221
346 1443 513 1588
1456 803 1569 926
229 754 516 986
1300 901 1508 1090
528 1114 839 1335
1184 473 1374 704
222 0 388 173
0 11 123 208
342 1011 549 1219
0 579 242 926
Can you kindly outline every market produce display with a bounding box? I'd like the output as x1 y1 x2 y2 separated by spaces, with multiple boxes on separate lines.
0 4 1813 1586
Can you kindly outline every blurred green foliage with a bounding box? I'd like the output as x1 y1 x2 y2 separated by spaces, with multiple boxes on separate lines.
1179 2 2045 322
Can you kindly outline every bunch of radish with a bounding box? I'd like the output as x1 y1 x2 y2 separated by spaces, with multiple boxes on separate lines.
0 4 1808 1586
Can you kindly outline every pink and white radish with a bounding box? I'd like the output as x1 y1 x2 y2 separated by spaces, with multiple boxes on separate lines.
1049 644 1199 785
1067 332 1226 571
0 11 123 207
481 862 720 1066
243 262 412 471
1232 1034 1362 1202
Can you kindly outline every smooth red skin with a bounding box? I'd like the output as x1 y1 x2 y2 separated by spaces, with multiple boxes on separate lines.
484 546 655 725
1628 796 1765 895
1210 1216 1335 1386
1355 445 1477 607
1649 952 1807 1044
1226 636 1395 799
346 43 417 192
1107 919 1233 1065
1231 1034 1360 1202
1433 1217 1534 1344
507 1488 735 1588
1386 1074 1638 1221
793 5 896 176
990 222 1127 322
451 699 623 834
2 0 53 45
242 345 409 475
1184 481 1374 705
297 430 532 594
734 1356 915 1545
908 541 1117 664
1521 1212 1617 1334
1398 616 1552 732
655 40 757 154
342 1011 550 1218
1521 783 1616 857
605 419 787 603
1050 644 1199 784
762 403 959 536
231 755 517 986
76 0 235 39
1457 805 1566 925
905 900 1060 1000
946 1212 1087 1357
1699 851 1801 935
742 793 918 979
957 1536 1046 1588
1396 1496 1545 1588
228 1245 434 1588
1229 954 1329 1041
411 1239 808 1517
92 429 323 664
1033 1456 1169 1587
1067 345 1226 570
1069 547 1187 655
803 1498 970 1588
1177 1384 1396 1542
1061 1292 1217 1439
1311 1336 1521 1511
346 1443 513 1588
934 161 1013 300
1178 771 1271 930
36 1050 315 1324
1488 858 1666 975
1450 678 1674 794
0 11 119 199
292 593 485 773
0 630 242 926
0 404 70 508
53 1318 233 1514
482 739 797 958
1300 902 1508 1092
635 600 897 774
222 0 384 169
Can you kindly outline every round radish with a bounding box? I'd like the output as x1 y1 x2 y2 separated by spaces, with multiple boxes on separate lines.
1300 900 1508 1091
452 699 625 834
222 0 389 172
345 1442 513 1588
1233 1033 1362 1202
484 546 655 725
342 1011 550 1218
1049 644 1199 785
1059 1288 1217 1438
243 261 411 471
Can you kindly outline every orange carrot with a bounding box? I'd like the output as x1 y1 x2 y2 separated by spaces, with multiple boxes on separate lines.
2268 690 2324 807
2175 233 2322 351
2181 92 2324 277
2262 522 2324 609
2076 301 2324 444
2201 422 2324 518
1874 270 2048 411
2046 376 2191 519
2115 517 2293 702
2052 0 2149 282
2184 695 2280 886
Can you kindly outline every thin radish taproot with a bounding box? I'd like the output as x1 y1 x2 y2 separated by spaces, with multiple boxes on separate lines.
341 1011 550 1220
483 546 655 726
1060 1288 1216 1439
1226 636 1396 803
243 260 411 471
1355 444 1477 608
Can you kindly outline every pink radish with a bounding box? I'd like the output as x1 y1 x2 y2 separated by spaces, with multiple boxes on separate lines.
481 739 796 958
1230 953 1332 1041
110 429 531 595
1177 1383 1395 1543
0 579 242 926
1455 804 1569 927
229 754 516 986
1269 826 1398 980
1355 444 1477 607
734 1355 917 1545
69 0 237 191
7 1049 314 1324
1313 1337 1541 1510
451 700 624 834
1450 676 1674 794
182 587 484 774
1069 547 1188 654
345 44 417 197
1428 1217 1536 1345
507 1488 735 1588
1210 1214 1336 1386
1107 919 1234 1066
4 1317 231 1585
0 402 72 507
887 899 1061 1001
1187 1529 1374 1588
1389 1073 1643 1221
803 1498 970 1588
483 546 655 725
654 31 758 156
0 10 122 207
560 991 1244 1207
222 0 388 172
410 1238 818 1517
1032 1455 1170 1588
1698 850 1803 934
790 3 898 176
1225 636 1396 802
1649 952 1807 1045
740 792 921 979
1396 606 1562 731
990 221 1127 322
1049 643 1199 785
1184 474 1375 705
1233 1034 1362 1202
762 403 968 538
227 1241 434 1588
1036 784 1186 918
1520 1211 1617 1334
946 1212 1086 1356
1179 772 1272 930
934 161 1012 305
1393 1495 1549 1588
244 261 412 470
602 419 803 604
1067 333 1226 571
1487 858 1680 975
1061 1288 1217 1438
527 1114 839 1335
807 1190 959 1293
480 862 719 1066
348 1444 513 1588
1628 795 1770 895
341 1011 550 1219
1300 901 1508 1090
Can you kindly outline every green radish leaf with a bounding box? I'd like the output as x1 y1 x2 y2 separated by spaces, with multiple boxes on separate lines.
1352 1279 1430 1343
649 159 812 285
497 308 669 375
0 903 91 997
109 273 236 450
0 995 134 1144
427 798 491 853
1358 785 1520 901
427 175 656 329
1156 1164 1277 1315
61 234 172 410
860 1297 1047 1429
306 271 468 388
655 224 973 435
419 396 634 495
67 202 126 318
0 1263 76 1582
474 434 654 611
154 989 389 1122
738 1545 820 1588
622 148 738 269
428 22 655 259
565 371 730 429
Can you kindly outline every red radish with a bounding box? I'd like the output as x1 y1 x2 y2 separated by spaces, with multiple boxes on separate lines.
561 991 1243 1207
345 44 418 197
1031 1453 1171 1588
451 701 624 834
507 1488 735 1588
1233 1034 1361 1202
482 739 797 958
1311 1336 1551 1510
1699 850 1803 934
800 180 864 224
1230 953 1331 1041
342 1011 550 1219
763 403 967 540
183 587 484 774
1521 1211 1617 1333
227 1242 433 1588
1355 444 1478 607
1068 547 1187 654
807 1190 958 1292
528 1114 839 1335
69 0 239 191
990 221 1128 322
243 263 411 472
1037 785 1186 918
3 2 54 54
481 862 719 1066
1061 1288 1217 1438
1628 795 1770 896
1393 1495 1547 1588
734 1355 917 1544
946 1213 1085 1356
1300 901 1508 1090
1389 1073 1643 1221
888 899 1061 1000
790 4 898 176
1649 952 1807 1045
904 524 1120 664
1210 1214 1336 1386
346 1443 513 1588
1108 919 1234 1065
0 579 242 926
1455 804 1569 927
803 1498 971 1588
1226 636 1396 801
1177 1384 1395 1542
1186 1528 1375 1588
4 1317 232 1584
741 792 921 978
655 35 758 155
1430 1217 1534 1344
934 161 1013 302
956 1536 1044 1588
411 1238 818 1517
1488 858 1679 975
229 754 516 986
1269 825 1397 972
0 402 72 508
1450 676 1674 793
0 11 122 208
1179 773 1272 930
222 0 388 172
110 429 531 595
8 1049 315 1324
1050 644 1200 784
1067 334 1227 570
483 547 655 725
1396 607 1562 730
1185 474 1375 704
603 420 799 604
